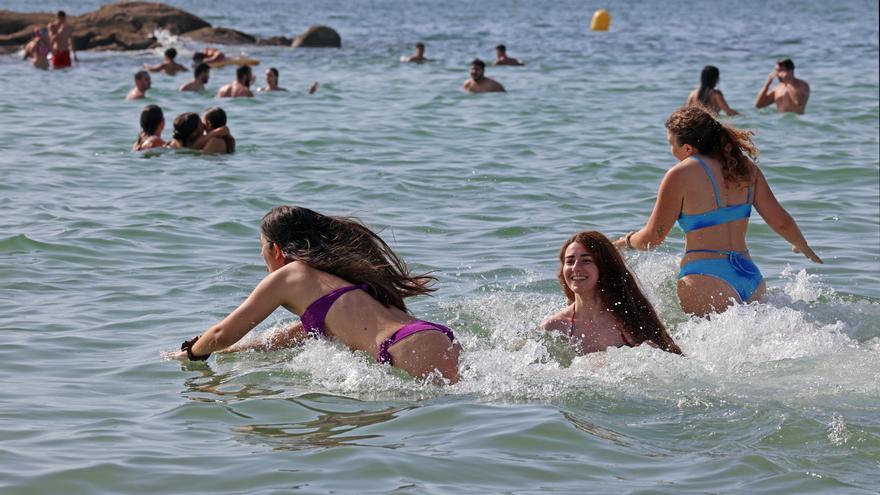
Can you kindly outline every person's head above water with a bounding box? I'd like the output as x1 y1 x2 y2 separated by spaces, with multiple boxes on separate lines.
697 65 720 105
164 48 178 61
666 105 757 185
259 205 436 312
172 112 204 146
415 42 425 56
202 106 227 130
470 58 486 81
134 70 151 90
139 105 164 135
266 67 279 86
557 231 682 354
776 58 795 82
495 44 506 56
236 65 253 86
194 63 210 82
192 52 206 64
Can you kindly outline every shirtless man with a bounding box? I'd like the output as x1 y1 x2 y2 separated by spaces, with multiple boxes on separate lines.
47 11 74 69
179 63 211 91
258 67 287 92
126 70 151 100
755 58 810 114
494 44 524 66
463 58 506 93
144 48 188 76
217 65 254 98
403 42 427 63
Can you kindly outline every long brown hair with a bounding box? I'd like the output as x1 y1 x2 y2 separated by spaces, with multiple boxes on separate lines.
666 105 758 186
557 231 682 355
260 205 436 312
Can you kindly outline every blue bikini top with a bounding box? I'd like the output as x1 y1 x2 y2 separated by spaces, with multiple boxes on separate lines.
677 156 752 233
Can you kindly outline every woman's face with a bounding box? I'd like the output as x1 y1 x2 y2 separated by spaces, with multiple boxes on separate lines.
260 234 285 272
667 130 693 162
562 242 599 296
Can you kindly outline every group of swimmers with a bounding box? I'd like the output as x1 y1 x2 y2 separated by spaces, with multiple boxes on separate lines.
22 11 74 70
132 105 235 154
687 59 810 115
166 104 822 383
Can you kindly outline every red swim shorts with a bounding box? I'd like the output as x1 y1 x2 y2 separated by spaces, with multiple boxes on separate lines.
52 50 71 68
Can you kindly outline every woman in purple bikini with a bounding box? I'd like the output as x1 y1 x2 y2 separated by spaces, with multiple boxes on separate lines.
168 205 460 383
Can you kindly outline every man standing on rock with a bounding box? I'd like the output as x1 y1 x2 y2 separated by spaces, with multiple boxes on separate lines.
463 58 506 93
217 65 255 98
48 10 74 69
180 63 211 92
126 70 151 100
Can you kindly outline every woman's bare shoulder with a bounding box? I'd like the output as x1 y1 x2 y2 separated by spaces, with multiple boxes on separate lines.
540 305 573 331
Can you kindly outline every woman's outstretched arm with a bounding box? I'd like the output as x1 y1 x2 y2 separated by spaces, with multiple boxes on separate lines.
218 321 308 353
752 167 823 263
614 165 686 250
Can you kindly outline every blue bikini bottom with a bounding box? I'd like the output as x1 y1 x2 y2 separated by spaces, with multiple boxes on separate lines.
678 249 763 302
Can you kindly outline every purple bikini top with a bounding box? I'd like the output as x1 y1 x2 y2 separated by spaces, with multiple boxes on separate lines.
300 284 369 338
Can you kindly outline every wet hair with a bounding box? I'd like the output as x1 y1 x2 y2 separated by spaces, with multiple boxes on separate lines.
557 231 682 355
268 67 279 79
164 48 177 60
193 52 206 63
777 58 795 71
172 112 202 146
496 44 506 53
260 205 436 312
236 65 252 83
471 58 485 69
194 63 210 78
415 42 425 50
666 105 758 185
139 105 164 135
697 65 720 106
203 107 227 128
134 70 149 82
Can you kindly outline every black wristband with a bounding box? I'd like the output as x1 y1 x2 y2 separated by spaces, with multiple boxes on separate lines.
181 336 211 361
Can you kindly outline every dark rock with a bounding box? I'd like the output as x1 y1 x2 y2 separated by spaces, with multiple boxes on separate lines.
256 36 293 46
186 27 255 45
292 25 341 48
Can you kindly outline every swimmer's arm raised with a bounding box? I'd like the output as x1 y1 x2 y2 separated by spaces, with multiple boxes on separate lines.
752 167 823 263
617 166 685 250
143 62 165 72
755 71 777 108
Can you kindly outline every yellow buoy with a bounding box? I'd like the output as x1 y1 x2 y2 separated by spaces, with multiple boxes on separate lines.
590 9 611 31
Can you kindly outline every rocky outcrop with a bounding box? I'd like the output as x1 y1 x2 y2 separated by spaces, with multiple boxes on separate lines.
292 25 341 48
0 2 340 53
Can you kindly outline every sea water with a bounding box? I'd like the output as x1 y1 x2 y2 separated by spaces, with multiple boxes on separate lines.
1 0 878 493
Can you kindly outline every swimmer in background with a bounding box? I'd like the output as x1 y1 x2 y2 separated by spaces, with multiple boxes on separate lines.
542 231 683 355
201 107 235 154
143 48 188 76
258 67 287 92
166 205 461 384
402 42 427 63
126 70 151 100
48 10 75 69
755 58 810 114
192 47 226 66
494 44 524 66
217 65 255 98
687 65 739 116
23 27 51 70
132 105 165 151
179 63 211 92
614 106 822 316
165 112 233 151
463 58 506 93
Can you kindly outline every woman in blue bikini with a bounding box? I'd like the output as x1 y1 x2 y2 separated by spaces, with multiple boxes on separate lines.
167 205 460 383
614 106 822 316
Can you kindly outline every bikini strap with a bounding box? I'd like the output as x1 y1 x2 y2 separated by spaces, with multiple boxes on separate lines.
300 283 369 337
693 155 722 208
